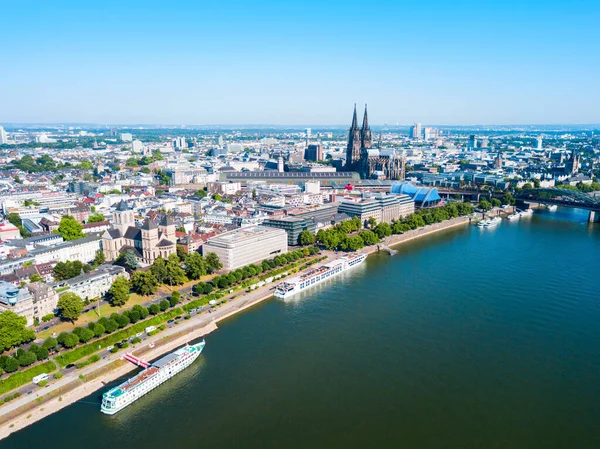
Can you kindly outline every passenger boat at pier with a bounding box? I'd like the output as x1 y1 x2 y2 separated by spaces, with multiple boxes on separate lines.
100 341 205 415
274 253 367 300
477 217 502 228
519 208 533 217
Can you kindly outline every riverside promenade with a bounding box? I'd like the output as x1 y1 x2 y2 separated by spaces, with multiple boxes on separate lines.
0 216 471 440
0 254 333 440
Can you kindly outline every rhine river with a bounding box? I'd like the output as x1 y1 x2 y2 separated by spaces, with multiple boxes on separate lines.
5 208 600 449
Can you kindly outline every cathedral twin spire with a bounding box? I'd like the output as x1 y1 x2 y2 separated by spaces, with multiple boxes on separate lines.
346 104 372 170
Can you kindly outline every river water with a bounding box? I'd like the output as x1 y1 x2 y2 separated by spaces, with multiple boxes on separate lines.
5 208 600 449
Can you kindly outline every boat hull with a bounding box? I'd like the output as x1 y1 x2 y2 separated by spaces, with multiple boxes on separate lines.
101 342 204 415
274 254 366 300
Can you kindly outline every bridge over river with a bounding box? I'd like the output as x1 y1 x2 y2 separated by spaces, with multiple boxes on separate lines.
436 187 600 222
516 188 600 222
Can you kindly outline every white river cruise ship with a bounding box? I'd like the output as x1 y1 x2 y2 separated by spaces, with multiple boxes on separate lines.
274 253 367 300
101 341 205 415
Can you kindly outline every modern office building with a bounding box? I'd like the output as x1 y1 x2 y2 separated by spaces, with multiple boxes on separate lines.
0 126 7 145
410 122 423 139
202 226 288 270
304 144 323 162
338 194 414 225
262 216 316 246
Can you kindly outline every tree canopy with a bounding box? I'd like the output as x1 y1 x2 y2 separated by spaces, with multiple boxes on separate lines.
107 276 131 306
87 213 105 223
57 292 84 322
55 215 85 241
298 230 316 246
131 271 159 296
53 260 92 281
0 311 36 353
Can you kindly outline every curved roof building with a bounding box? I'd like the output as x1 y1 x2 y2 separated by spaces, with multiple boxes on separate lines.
391 182 441 208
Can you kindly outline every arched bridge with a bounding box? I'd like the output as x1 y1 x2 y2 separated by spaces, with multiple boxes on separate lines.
515 188 600 221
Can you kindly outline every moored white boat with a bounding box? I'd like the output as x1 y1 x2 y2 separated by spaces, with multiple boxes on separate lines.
100 341 205 415
506 213 520 221
478 217 501 228
547 204 558 212
519 208 533 217
274 253 366 300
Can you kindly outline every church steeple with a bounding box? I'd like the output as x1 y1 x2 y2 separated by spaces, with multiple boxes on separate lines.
346 104 362 170
362 104 369 130
360 104 372 149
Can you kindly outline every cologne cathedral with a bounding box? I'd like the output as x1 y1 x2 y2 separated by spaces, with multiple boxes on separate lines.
345 104 405 180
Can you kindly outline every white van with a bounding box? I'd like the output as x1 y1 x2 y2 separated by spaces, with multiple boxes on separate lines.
32 373 49 385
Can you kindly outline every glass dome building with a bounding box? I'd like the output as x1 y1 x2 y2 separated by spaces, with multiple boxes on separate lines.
390 181 441 208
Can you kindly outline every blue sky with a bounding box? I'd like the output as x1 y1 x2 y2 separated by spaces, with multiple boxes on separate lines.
1 0 599 125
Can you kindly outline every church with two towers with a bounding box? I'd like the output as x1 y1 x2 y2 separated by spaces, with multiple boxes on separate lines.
344 104 405 180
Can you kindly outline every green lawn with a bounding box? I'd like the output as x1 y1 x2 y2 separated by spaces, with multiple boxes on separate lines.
37 293 155 339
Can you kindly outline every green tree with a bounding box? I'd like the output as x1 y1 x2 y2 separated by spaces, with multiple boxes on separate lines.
132 304 149 319
478 200 493 211
148 303 161 315
116 250 138 271
3 357 19 373
29 273 44 283
205 253 222 273
368 217 377 228
343 235 365 251
55 215 85 241
72 326 95 343
298 230 316 246
15 349 37 367
93 249 106 267
358 229 380 245
501 193 516 205
185 252 207 280
169 291 181 307
212 193 222 201
87 213 105 223
150 258 168 283
57 332 79 348
125 157 139 167
159 299 170 311
42 337 58 351
193 189 207 197
131 271 158 296
53 260 91 281
6 213 22 228
165 255 187 285
0 311 35 352
78 160 93 170
107 276 130 306
91 323 105 337
57 292 84 322
522 183 533 190
373 222 392 239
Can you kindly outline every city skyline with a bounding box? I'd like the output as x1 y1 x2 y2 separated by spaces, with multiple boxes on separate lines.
1 0 599 125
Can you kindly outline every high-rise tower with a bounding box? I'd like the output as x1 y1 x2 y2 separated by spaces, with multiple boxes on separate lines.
345 104 362 170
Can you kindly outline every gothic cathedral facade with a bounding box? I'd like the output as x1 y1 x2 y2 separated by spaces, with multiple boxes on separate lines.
345 104 405 180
